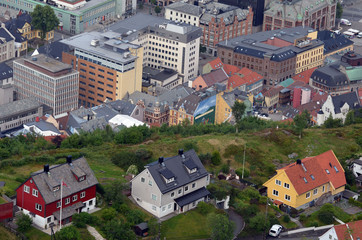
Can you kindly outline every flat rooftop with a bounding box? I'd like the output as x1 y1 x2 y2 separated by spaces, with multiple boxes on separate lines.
0 97 41 119
60 31 140 63
16 54 73 73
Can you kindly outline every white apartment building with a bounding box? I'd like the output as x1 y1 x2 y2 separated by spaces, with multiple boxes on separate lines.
13 54 79 116
165 2 202 26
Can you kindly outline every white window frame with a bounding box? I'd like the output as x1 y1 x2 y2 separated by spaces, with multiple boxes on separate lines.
285 194 291 201
57 201 61 208
272 189 279 196
80 191 86 198
313 189 318 195
162 206 166 212
171 192 175 197
141 177 145 183
65 198 70 205
185 186 189 192
168 203 172 209
152 205 156 211
72 195 77 202
178 189 182 195
149 180 153 186
32 189 38 197
275 179 281 186
284 183 290 189
24 185 30 193
35 203 42 211
152 194 157 201
322 185 325 192
306 192 311 199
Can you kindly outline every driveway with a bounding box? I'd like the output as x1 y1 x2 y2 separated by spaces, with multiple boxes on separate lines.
228 208 245 239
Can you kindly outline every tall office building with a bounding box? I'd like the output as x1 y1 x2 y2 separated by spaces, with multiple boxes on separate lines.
13 54 79 116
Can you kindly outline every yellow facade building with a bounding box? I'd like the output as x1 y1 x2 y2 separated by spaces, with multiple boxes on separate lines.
294 35 324 74
263 150 346 210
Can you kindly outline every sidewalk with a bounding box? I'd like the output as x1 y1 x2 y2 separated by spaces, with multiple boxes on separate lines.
87 225 105 240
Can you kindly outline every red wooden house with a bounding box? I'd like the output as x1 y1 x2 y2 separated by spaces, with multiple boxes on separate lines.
16 156 98 229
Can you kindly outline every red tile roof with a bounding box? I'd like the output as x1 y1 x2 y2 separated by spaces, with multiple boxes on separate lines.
223 64 240 76
281 150 346 195
292 67 317 84
264 86 283 98
202 68 229 87
208 57 223 70
228 68 263 90
334 220 362 240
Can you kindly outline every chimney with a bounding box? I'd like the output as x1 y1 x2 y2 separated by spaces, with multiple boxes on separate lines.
87 114 90 121
35 116 40 122
178 149 184 156
66 155 72 164
44 164 49 173
296 159 301 165
158 157 164 165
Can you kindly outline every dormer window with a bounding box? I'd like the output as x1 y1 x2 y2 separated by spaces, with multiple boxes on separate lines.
159 168 175 184
183 158 198 174
165 177 175 184
53 186 60 192
78 176 86 182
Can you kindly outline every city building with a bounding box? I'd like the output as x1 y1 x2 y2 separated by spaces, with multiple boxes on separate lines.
169 94 201 125
108 13 202 83
15 156 98 229
317 92 360 126
143 67 181 90
202 57 240 75
263 150 346 210
0 97 43 133
1 0 136 34
227 67 263 94
192 68 229 91
13 54 79 116
61 31 143 108
5 13 54 41
217 27 324 86
131 149 210 218
23 119 61 136
317 31 353 57
0 63 14 105
165 2 202 26
0 26 15 62
263 0 336 32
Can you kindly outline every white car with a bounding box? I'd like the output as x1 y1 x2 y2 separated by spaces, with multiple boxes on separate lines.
269 224 283 237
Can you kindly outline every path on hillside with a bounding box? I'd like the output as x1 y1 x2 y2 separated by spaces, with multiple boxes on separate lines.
87 225 105 240
228 208 245 239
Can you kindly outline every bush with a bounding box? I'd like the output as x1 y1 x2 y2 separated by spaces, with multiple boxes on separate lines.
197 201 213 215
198 153 212 164
248 212 270 233
211 151 222 166
102 207 117 221
307 221 319 227
283 215 290 223
17 213 32 232
56 226 80 240
299 214 307 222
183 141 199 152
72 212 96 228
317 210 334 224
126 209 145 225
221 164 229 174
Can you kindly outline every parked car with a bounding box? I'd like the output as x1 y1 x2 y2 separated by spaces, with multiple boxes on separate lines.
358 32 362 38
340 18 352 26
269 224 283 237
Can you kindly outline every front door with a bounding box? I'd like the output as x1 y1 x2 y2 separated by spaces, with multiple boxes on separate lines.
174 203 177 211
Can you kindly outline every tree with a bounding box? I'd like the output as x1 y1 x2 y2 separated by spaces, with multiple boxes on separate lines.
147 217 159 236
72 212 96 228
17 213 32 232
56 226 80 240
150 0 157 5
336 2 343 19
103 220 137 240
104 181 127 206
154 6 161 16
293 110 310 138
232 101 246 133
211 150 222 165
324 114 343 128
207 213 234 240
200 44 207 53
344 110 355 125
31 5 59 40
207 181 231 201
249 212 270 233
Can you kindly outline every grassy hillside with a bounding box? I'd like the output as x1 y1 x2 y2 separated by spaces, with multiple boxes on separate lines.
0 124 361 195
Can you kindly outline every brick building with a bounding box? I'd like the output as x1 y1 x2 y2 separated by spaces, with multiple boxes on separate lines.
263 0 336 32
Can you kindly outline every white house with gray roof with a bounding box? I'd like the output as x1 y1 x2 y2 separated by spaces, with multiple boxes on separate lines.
131 149 210 218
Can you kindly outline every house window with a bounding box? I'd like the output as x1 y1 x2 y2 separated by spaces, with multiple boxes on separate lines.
185 186 189 192
152 194 157 201
310 174 315 180
325 169 330 174
168 204 172 209
89 200 93 206
192 201 196 207
149 180 153 186
192 183 196 188
313 189 318 195
57 202 61 208
171 192 175 197
275 179 281 186
303 177 308 183
306 192 311 198
333 166 339 173
73 195 77 202
285 195 291 201
35 203 42 211
141 177 145 183
152 205 156 211
178 189 182 194
273 190 279 196
80 191 85 198
284 183 290 189
79 176 85 182
322 186 325 192
162 206 166 212
24 185 30 193
65 198 70 205
32 189 38 197
47 217 51 223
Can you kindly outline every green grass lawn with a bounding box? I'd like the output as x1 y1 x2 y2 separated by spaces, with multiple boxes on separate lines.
302 204 352 227
0 226 17 240
160 210 211 240
78 227 96 240
25 227 50 240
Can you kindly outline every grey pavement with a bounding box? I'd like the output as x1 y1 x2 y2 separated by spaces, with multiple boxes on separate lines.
228 208 245 239
87 225 105 240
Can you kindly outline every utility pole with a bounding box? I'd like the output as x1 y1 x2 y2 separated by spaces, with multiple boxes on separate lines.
242 144 246 179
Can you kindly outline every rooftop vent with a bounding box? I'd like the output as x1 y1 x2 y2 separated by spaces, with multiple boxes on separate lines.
90 39 99 47
296 159 301 165
66 155 72 165
44 164 49 173
178 149 184 157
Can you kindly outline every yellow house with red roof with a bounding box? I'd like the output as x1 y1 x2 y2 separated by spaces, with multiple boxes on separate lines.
263 150 346 210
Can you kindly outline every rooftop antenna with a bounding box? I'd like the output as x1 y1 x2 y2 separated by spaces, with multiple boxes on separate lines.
45 41 52 62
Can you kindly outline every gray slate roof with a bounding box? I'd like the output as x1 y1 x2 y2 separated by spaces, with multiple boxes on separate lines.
331 92 360 114
0 62 13 81
145 149 208 194
29 157 98 204
108 100 136 116
165 2 202 16
200 2 249 25
24 120 61 134
173 94 201 115
174 187 210 207
0 98 41 119
91 105 118 122
311 62 349 88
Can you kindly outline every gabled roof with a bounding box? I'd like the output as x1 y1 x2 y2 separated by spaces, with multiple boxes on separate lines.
345 66 362 82
165 2 202 16
26 157 98 204
207 57 223 70
281 150 346 195
228 67 263 89
0 28 15 43
311 62 349 88
108 99 136 116
145 150 208 194
174 94 201 115
333 220 362 240
201 68 229 87
5 13 32 31
331 92 360 114
292 67 317 84
223 64 240 76
317 31 354 55
0 63 13 81
264 86 283 98
24 120 61 135
37 40 71 61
